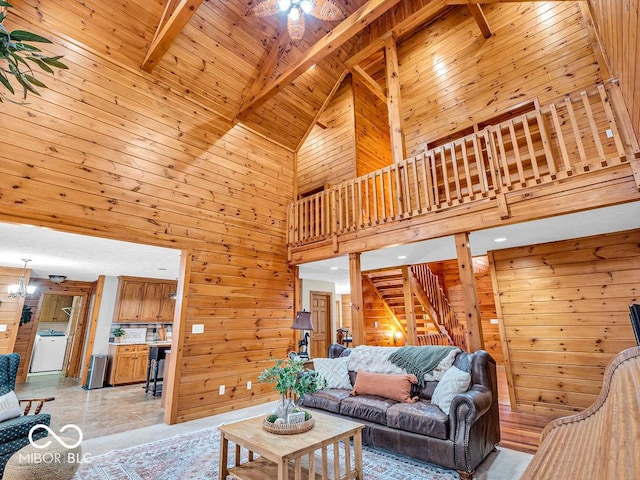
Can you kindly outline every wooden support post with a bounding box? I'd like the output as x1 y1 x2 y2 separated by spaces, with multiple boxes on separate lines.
467 4 492 39
384 36 406 164
401 266 419 345
293 266 301 352
454 232 484 352
349 253 365 346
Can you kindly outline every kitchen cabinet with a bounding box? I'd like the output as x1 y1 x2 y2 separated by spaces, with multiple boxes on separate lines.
107 344 149 385
39 294 74 322
114 276 177 323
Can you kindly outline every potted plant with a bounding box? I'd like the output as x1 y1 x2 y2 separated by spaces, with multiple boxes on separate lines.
0 1 68 103
112 327 126 343
259 357 326 429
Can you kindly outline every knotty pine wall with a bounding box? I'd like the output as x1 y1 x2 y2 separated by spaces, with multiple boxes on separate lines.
399 1 605 156
429 258 502 363
588 0 640 139
340 294 353 332
490 229 639 417
353 77 392 176
0 267 30 357
1 9 294 423
297 78 356 195
362 278 400 346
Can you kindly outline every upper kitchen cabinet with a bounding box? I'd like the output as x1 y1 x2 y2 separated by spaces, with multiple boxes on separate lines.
114 276 177 323
39 294 74 322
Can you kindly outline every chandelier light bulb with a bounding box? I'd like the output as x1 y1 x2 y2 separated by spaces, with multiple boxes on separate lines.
278 0 291 11
289 6 301 22
300 0 313 14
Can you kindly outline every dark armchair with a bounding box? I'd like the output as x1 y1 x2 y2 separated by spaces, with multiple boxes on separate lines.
0 353 54 476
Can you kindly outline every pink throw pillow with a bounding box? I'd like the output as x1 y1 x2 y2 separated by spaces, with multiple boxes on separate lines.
350 370 419 403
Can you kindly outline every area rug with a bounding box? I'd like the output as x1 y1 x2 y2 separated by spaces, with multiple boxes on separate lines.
74 424 460 480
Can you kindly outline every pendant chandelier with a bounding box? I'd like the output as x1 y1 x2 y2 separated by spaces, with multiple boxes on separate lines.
8 259 37 298
248 0 346 42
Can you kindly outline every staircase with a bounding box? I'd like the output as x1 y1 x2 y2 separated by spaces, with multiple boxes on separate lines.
364 264 467 350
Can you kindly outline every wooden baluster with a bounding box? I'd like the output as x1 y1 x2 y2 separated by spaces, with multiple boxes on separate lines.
508 120 526 186
392 164 403 218
597 84 626 159
386 167 395 220
581 90 606 166
473 134 489 195
351 180 357 231
330 188 338 238
495 125 512 189
301 198 307 240
430 150 440 208
564 96 588 168
363 176 370 226
440 148 451 204
411 157 422 213
536 109 557 178
484 128 500 192
460 138 474 200
357 179 364 228
403 161 413 215
521 117 542 182
373 172 380 224
549 102 573 174
449 143 462 202
338 185 343 233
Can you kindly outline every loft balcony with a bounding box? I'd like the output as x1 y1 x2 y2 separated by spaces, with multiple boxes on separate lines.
287 80 640 262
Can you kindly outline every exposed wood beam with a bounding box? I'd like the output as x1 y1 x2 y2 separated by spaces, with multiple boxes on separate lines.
468 4 492 38
346 0 450 69
384 36 406 163
141 0 204 73
239 26 290 114
296 69 350 151
401 266 419 345
447 0 572 4
351 66 386 102
238 0 404 117
349 253 365 346
454 232 484 351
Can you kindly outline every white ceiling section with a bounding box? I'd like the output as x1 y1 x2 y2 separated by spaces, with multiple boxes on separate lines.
0 222 181 282
1 201 638 289
300 201 640 294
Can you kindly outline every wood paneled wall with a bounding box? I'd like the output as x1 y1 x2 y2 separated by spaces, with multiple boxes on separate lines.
588 0 640 140
430 257 502 362
0 267 30 356
398 1 605 156
353 76 392 176
1 7 294 423
340 294 352 331
297 78 356 195
490 229 639 417
362 278 398 346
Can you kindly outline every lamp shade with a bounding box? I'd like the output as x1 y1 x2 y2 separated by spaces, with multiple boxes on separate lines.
291 310 314 330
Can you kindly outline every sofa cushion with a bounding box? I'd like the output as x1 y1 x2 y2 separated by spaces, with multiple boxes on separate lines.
300 389 350 414
313 357 352 389
351 371 419 403
431 366 471 414
339 395 397 425
386 400 450 440
416 381 439 400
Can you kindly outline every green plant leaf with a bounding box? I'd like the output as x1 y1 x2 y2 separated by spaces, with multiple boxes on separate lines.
26 57 54 73
0 1 14 7
10 30 53 43
24 74 47 88
15 42 42 52
0 71 15 94
14 72 40 96
41 56 68 69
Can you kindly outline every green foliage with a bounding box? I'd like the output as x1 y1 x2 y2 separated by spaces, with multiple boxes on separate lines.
0 1 68 103
258 358 327 402
112 327 126 337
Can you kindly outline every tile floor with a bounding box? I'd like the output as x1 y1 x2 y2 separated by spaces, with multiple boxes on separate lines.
15 373 164 439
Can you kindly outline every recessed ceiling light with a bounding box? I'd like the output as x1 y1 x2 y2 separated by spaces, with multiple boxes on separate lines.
397 255 407 259
158 267 167 270
494 237 507 243
330 267 338 270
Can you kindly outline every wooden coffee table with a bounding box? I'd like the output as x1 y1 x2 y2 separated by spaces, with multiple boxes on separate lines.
218 410 364 480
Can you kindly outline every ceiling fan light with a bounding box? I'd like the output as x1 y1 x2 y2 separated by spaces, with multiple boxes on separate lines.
278 0 291 11
300 0 313 14
289 6 301 21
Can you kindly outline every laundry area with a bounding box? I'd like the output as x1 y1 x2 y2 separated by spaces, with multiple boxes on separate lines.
28 294 75 374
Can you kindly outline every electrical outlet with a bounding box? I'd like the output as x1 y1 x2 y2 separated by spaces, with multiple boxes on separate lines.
490 318 500 325
246 381 252 390
219 385 225 395
374 321 378 328
0 325 7 332
606 129 614 138
192 324 204 334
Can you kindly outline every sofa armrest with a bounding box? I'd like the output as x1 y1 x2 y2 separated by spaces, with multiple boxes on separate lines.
448 385 492 440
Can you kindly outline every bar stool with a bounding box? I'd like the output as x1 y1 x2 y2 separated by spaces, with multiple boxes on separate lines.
145 346 169 396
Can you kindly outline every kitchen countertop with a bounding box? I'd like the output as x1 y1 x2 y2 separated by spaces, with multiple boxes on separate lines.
108 341 172 346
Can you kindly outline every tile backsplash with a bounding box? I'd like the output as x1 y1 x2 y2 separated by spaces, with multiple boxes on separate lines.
110 323 173 343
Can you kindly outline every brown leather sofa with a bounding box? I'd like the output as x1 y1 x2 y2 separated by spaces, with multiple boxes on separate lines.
299 344 500 480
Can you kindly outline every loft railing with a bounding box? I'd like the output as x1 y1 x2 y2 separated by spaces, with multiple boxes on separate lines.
288 80 637 245
411 264 467 350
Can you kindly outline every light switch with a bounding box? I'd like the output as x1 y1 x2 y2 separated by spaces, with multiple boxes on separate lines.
219 385 225 395
490 318 500 325
192 324 204 334
247 381 252 390
0 325 7 332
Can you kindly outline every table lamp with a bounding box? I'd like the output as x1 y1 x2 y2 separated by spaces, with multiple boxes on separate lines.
291 310 314 359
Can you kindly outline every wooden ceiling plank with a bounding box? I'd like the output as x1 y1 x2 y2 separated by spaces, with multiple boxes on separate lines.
468 4 492 38
296 69 350 151
346 0 450 68
238 0 405 117
141 0 204 73
447 0 571 4
352 65 387 102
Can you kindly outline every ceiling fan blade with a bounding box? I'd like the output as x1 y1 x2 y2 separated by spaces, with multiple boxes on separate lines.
310 0 346 21
247 0 281 17
288 12 306 41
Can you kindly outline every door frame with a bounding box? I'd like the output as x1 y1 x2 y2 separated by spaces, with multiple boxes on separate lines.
309 290 332 358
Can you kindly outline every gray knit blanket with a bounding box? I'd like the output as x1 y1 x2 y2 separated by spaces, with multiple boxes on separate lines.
389 346 458 386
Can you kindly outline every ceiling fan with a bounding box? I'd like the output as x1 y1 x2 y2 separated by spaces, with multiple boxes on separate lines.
248 0 347 42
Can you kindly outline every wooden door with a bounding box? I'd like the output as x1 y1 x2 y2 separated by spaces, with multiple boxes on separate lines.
309 291 331 358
